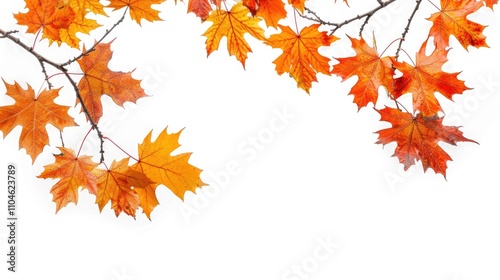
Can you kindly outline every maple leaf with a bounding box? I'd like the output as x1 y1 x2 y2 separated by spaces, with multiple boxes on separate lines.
335 0 349 6
288 0 306 13
483 0 498 8
69 0 107 16
131 128 205 218
77 41 147 123
332 36 393 110
187 0 213 21
94 158 154 218
108 0 165 25
427 0 488 50
392 41 469 117
14 0 101 48
243 0 287 27
0 81 77 163
265 24 337 93
375 107 477 178
203 2 266 67
38 147 99 212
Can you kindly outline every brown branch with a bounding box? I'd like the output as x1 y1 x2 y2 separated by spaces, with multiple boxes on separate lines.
38 60 53 89
303 0 397 36
395 0 423 60
0 28 105 160
61 8 128 67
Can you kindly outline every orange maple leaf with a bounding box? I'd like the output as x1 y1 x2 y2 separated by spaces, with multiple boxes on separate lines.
14 0 101 48
95 158 154 218
77 41 147 123
38 147 99 212
375 107 477 178
108 0 165 25
203 2 266 67
288 0 306 13
483 0 498 8
265 24 337 93
427 0 488 50
187 0 213 21
0 81 77 163
332 36 393 110
243 0 287 27
392 41 469 117
131 128 205 218
335 0 349 6
70 0 107 16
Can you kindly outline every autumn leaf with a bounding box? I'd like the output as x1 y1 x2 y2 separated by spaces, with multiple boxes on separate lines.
375 107 477 178
288 0 306 13
335 0 349 6
332 36 393 110
392 41 469 117
131 128 205 218
0 81 77 163
203 2 266 67
265 24 337 93
427 0 488 50
108 0 165 25
94 158 154 218
70 0 107 16
187 0 213 21
14 0 101 48
77 41 147 123
483 0 498 8
38 147 99 212
243 0 287 27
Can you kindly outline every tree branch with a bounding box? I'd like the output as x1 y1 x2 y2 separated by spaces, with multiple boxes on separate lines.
61 8 128 67
303 0 397 36
395 0 423 60
0 28 105 160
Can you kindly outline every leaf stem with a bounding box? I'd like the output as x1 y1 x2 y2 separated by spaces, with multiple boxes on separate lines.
103 136 139 162
77 127 93 157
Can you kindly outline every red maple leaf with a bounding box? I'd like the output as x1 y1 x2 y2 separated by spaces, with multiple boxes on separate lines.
392 41 469 117
375 107 477 178
332 36 393 110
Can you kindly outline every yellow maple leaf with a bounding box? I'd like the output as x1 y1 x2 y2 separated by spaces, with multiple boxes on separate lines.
203 2 266 67
265 24 337 93
131 128 206 210
108 0 165 25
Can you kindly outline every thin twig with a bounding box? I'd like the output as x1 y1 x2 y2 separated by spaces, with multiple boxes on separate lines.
0 10 128 163
359 13 373 37
61 69 105 162
0 27 105 160
395 0 423 60
38 60 53 89
0 30 18 38
303 0 397 36
61 9 128 67
59 130 65 147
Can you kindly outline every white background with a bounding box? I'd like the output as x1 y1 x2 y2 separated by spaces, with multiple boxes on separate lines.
0 0 500 279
